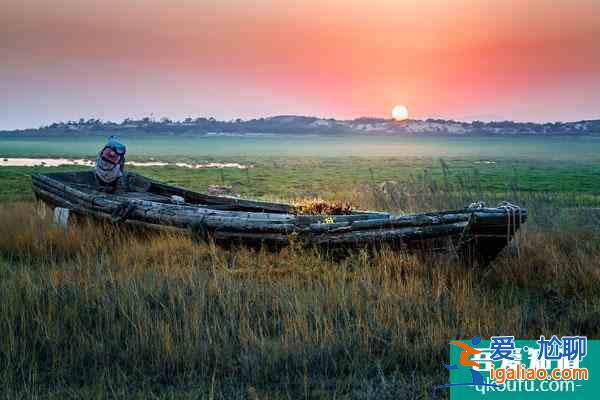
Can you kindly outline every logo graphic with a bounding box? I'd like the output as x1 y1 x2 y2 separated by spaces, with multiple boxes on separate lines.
437 336 501 389
441 336 596 399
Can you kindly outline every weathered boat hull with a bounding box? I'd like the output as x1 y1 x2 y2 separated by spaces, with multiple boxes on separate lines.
32 171 527 263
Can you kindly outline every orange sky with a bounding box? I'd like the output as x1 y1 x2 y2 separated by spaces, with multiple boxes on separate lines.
1 0 600 129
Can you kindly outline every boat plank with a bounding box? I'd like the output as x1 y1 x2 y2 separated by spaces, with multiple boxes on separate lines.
315 222 469 245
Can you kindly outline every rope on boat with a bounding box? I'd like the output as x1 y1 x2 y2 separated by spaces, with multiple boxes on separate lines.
497 201 522 257
454 201 485 263
467 201 486 210
112 201 136 223
459 200 524 263
190 215 209 243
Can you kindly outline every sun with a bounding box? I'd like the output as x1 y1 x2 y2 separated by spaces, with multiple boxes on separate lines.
392 105 409 121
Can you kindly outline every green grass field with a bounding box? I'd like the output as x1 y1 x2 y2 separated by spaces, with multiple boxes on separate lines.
3 156 600 201
1 153 600 399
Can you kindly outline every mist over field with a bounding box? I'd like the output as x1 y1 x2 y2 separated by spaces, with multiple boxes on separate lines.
3 134 600 161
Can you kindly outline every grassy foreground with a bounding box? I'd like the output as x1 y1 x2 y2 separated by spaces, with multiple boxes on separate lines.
1 174 600 398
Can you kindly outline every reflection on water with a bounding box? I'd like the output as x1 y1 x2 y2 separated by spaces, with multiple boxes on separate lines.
0 158 249 169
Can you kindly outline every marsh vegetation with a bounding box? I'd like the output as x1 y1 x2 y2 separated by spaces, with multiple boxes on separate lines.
1 163 600 398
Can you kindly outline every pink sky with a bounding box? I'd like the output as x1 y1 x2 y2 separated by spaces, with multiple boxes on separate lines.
1 0 599 129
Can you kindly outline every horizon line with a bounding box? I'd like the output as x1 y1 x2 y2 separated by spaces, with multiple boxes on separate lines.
3 114 600 132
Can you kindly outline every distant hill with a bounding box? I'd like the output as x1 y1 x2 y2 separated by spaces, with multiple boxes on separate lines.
2 116 600 137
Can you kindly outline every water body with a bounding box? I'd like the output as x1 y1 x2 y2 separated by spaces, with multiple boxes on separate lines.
1 135 599 162
0 158 249 169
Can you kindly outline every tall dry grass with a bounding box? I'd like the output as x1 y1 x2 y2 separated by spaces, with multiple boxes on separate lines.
1 183 600 398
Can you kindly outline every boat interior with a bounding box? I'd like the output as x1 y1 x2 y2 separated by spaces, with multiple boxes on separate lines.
39 171 297 213
39 171 386 217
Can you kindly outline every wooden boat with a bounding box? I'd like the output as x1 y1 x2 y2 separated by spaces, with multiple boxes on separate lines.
32 171 527 264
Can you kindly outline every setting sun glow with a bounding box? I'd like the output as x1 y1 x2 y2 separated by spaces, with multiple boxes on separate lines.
392 105 409 121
